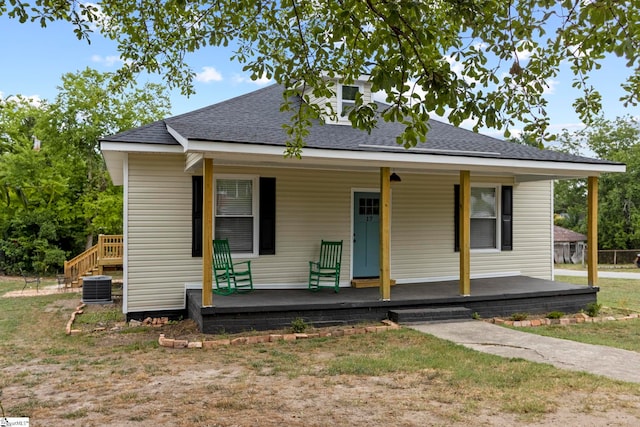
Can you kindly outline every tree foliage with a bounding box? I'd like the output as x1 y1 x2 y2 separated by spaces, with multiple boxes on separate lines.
554 116 640 250
0 69 170 274
2 1 639 156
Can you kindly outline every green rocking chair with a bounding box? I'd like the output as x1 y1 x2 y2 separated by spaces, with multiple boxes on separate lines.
308 240 343 293
212 239 254 295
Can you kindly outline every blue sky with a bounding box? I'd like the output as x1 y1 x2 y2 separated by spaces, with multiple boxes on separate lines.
1 14 637 139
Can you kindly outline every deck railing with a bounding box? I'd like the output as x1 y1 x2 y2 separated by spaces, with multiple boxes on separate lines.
97 234 124 266
64 234 123 286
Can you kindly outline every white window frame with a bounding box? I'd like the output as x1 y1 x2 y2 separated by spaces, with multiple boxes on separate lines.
470 184 501 253
214 174 259 257
337 84 363 123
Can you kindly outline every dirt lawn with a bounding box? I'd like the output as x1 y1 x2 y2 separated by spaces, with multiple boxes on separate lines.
2 284 640 426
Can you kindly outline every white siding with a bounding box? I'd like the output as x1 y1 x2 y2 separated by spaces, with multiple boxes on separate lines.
305 80 373 124
125 159 553 312
185 153 202 171
126 153 201 312
388 174 552 282
216 166 365 286
304 84 336 119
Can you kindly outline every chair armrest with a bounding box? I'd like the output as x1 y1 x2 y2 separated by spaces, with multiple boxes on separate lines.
233 260 251 269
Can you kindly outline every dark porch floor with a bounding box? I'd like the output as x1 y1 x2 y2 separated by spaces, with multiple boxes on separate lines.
187 276 598 333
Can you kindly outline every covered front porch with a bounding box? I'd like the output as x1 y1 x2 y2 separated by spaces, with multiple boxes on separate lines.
187 276 597 333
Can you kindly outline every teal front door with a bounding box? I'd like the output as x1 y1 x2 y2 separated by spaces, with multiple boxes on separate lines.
353 192 380 278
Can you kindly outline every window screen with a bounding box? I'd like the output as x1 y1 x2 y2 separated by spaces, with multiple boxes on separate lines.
470 187 497 249
215 179 254 253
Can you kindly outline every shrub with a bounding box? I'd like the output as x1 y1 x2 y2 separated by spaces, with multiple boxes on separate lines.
546 311 565 319
291 317 309 333
510 312 528 321
585 302 602 317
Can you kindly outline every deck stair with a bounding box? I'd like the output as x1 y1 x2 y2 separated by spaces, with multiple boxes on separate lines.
63 235 123 287
388 307 472 323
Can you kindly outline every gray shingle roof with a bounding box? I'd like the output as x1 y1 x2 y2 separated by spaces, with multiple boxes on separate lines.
101 84 620 166
102 120 178 145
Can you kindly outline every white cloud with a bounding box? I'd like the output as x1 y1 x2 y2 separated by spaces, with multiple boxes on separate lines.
195 66 223 83
443 55 480 87
548 122 586 134
566 44 592 59
91 54 123 67
0 92 44 108
515 49 533 63
544 79 559 95
26 95 44 108
513 40 535 63
497 70 559 96
82 2 111 32
232 74 272 86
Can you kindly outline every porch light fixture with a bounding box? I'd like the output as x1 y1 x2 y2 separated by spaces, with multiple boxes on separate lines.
390 172 402 182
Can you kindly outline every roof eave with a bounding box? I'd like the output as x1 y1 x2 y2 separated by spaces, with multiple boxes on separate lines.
100 141 184 185
186 139 626 178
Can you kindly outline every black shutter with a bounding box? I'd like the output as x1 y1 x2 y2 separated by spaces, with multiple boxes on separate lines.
192 176 203 257
454 184 460 252
501 185 513 251
259 177 276 255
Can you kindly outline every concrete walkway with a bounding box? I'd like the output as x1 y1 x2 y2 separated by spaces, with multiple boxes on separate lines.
556 268 640 279
409 320 640 384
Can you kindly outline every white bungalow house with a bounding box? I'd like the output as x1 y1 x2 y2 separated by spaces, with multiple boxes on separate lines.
100 79 625 324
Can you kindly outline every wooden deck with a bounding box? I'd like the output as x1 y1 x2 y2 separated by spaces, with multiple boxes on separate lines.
64 234 123 287
186 276 598 333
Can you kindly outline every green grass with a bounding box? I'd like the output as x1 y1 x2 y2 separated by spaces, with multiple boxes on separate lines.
73 305 125 325
556 263 640 272
2 274 640 424
555 275 640 313
284 329 628 418
62 408 89 419
0 285 79 342
523 319 640 352
517 274 640 351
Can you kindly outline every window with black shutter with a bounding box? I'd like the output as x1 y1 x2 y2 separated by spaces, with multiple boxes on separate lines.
454 184 513 251
192 175 276 257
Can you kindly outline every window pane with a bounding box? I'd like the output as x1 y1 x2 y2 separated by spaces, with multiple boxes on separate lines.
216 179 252 216
471 187 496 218
342 85 359 101
471 218 496 249
341 103 354 117
359 197 379 215
341 85 358 117
215 217 253 252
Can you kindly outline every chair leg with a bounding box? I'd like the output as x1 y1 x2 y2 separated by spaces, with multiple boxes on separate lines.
308 273 320 291
213 274 234 295
213 286 234 296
